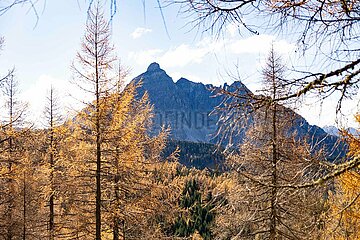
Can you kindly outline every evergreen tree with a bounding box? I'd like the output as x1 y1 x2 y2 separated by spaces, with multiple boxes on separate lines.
173 178 214 240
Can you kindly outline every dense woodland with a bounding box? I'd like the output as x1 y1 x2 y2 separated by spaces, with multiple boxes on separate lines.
1 0 360 239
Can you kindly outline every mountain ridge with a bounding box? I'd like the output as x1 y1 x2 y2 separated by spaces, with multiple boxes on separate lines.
130 62 346 162
323 125 358 137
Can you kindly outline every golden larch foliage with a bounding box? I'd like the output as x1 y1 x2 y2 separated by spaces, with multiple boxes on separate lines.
325 114 360 239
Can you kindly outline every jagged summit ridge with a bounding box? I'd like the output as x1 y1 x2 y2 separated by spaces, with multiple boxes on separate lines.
129 63 345 160
147 62 161 72
131 63 224 142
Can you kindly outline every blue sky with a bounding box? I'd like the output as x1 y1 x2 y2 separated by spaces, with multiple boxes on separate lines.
0 0 357 128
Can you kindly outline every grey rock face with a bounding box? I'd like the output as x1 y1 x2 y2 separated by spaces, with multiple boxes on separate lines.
131 63 346 161
132 63 225 143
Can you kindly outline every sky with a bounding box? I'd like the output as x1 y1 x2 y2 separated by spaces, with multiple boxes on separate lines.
0 0 358 128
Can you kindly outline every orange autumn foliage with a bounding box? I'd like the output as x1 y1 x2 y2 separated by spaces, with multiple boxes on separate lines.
326 114 360 239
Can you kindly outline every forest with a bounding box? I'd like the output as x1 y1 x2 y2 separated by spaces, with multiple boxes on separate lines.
0 0 360 239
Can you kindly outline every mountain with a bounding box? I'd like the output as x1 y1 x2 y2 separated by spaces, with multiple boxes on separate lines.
162 140 226 170
131 63 346 164
323 125 340 136
132 62 228 143
323 125 358 137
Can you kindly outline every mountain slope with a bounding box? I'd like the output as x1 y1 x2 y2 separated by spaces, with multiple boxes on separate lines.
131 63 346 162
132 62 227 143
162 140 226 170
323 125 358 137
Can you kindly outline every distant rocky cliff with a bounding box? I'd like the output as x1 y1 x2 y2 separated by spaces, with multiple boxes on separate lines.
132 62 225 143
131 63 346 162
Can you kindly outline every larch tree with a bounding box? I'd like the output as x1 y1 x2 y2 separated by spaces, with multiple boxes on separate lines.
0 73 43 239
91 68 182 239
69 4 181 239
71 3 116 239
325 116 360 239
63 67 182 239
0 73 23 239
42 86 63 239
18 129 48 240
101 82 150 239
217 47 326 239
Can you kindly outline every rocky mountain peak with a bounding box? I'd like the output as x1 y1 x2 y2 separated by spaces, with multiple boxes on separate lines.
133 62 173 87
176 77 192 84
147 62 161 72
129 63 345 161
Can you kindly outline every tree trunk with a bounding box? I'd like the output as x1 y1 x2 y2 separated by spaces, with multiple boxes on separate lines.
95 11 102 238
269 59 278 240
49 88 55 240
122 220 126 240
23 171 26 240
269 103 277 240
113 147 120 240
7 75 14 240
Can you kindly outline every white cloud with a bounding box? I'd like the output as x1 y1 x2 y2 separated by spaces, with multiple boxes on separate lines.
128 37 228 69
226 23 239 37
128 44 209 69
297 94 358 128
230 34 295 55
128 49 163 66
197 37 228 53
20 74 88 127
159 44 208 68
170 72 182 82
171 72 205 83
130 27 152 39
128 35 294 70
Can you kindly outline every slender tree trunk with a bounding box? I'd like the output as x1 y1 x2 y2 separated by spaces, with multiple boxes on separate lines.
49 162 54 239
269 104 277 240
23 171 26 240
72 5 116 238
113 201 120 240
49 88 55 240
122 220 126 240
113 220 119 240
113 147 120 240
96 130 101 240
113 177 120 240
7 75 14 240
269 60 278 240
7 141 13 240
95 12 102 239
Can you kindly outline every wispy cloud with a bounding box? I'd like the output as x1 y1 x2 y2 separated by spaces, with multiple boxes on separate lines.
130 27 152 39
159 44 208 68
226 23 240 37
128 44 208 69
20 74 88 127
128 49 163 66
230 34 295 54
128 34 295 69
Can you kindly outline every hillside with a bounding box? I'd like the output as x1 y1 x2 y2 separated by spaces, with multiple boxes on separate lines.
131 63 346 165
